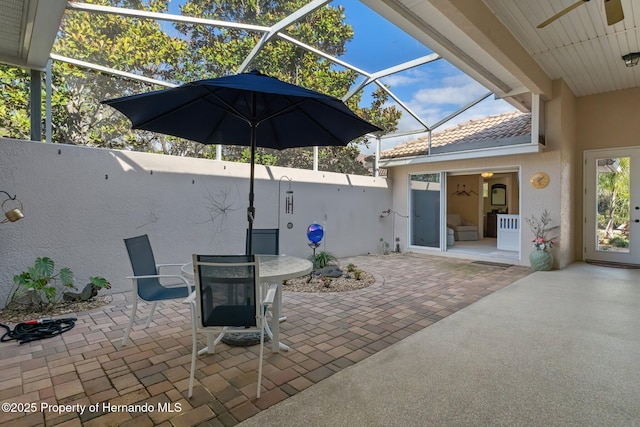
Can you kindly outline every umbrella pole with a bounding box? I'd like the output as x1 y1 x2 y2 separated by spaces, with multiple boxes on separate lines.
247 123 256 255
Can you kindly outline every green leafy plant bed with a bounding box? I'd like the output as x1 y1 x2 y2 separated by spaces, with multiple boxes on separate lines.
2 257 112 323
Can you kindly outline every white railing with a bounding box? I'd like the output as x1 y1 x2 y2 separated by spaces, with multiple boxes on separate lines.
497 214 520 251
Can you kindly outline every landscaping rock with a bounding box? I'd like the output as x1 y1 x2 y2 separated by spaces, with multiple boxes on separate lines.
63 283 101 302
314 266 343 277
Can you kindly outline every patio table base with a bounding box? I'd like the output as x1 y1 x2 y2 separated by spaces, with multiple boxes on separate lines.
220 327 271 347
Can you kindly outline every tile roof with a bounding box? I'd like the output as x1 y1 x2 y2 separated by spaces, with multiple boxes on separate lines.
380 111 531 159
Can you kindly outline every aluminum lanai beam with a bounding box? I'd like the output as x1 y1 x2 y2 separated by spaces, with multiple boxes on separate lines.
67 3 367 79
373 80 431 131
429 91 492 130
379 90 494 141
68 1 415 114
278 32 436 131
50 54 178 88
237 0 332 73
342 54 442 131
67 2 268 33
343 53 441 100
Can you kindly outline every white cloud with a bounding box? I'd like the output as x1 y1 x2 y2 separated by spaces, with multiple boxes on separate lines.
381 74 421 87
411 81 489 106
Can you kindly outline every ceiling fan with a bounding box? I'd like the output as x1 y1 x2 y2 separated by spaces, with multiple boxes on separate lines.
537 0 624 28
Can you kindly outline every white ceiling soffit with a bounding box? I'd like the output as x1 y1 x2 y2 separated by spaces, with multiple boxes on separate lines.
482 0 640 97
0 0 66 70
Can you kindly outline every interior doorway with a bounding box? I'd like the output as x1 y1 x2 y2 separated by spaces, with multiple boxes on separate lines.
445 170 520 260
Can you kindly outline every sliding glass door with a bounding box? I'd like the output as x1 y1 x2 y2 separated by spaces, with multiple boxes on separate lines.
410 173 442 248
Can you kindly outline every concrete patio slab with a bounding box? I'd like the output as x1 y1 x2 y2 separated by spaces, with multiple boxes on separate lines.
239 262 640 427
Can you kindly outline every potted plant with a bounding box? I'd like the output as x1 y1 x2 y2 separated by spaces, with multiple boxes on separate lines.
525 210 558 271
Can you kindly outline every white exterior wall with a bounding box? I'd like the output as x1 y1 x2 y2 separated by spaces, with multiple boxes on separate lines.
0 138 391 307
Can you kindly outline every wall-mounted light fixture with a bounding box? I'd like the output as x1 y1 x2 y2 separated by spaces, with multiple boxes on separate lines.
1 190 25 223
481 172 494 178
622 52 640 67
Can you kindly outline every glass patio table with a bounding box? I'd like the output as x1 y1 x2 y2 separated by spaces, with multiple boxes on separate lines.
182 254 312 353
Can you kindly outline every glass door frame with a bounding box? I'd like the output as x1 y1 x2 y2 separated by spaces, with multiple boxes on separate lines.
583 147 640 265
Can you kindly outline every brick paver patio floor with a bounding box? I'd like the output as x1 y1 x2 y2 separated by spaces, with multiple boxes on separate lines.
0 253 531 427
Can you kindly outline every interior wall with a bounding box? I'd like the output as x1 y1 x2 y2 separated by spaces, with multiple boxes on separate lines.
447 174 482 230
509 172 520 214
484 176 510 213
0 139 392 307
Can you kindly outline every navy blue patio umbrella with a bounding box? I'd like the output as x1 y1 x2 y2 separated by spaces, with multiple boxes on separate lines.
102 70 382 254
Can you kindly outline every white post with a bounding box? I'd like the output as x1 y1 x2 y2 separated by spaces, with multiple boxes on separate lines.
313 146 318 171
46 60 52 143
374 135 381 177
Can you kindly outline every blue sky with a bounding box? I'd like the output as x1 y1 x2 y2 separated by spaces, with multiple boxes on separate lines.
165 0 514 153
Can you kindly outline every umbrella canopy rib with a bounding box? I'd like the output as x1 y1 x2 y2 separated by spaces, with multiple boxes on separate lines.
130 92 212 130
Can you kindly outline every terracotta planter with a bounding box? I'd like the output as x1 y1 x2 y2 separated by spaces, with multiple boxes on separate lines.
529 249 553 271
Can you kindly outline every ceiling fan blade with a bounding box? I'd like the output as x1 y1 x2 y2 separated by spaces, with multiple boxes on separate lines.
604 0 624 25
537 0 589 29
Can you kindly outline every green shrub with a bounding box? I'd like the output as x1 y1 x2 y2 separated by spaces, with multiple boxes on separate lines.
610 236 629 248
13 257 75 304
309 251 338 269
12 257 110 306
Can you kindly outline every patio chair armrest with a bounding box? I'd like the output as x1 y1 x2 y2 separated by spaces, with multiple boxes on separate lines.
127 274 192 287
156 263 188 272
262 283 278 306
183 292 196 305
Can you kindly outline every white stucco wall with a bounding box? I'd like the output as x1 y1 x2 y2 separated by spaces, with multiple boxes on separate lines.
0 138 391 307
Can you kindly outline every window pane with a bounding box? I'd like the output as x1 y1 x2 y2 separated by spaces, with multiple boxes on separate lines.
596 157 630 253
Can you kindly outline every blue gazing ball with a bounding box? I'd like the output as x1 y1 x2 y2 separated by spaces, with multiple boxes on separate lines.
307 223 324 244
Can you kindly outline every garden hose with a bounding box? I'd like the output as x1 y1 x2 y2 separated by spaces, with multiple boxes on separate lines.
0 318 77 344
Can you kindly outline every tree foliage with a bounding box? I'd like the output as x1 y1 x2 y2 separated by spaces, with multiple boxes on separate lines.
0 67 32 140
2 0 401 174
597 157 630 238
